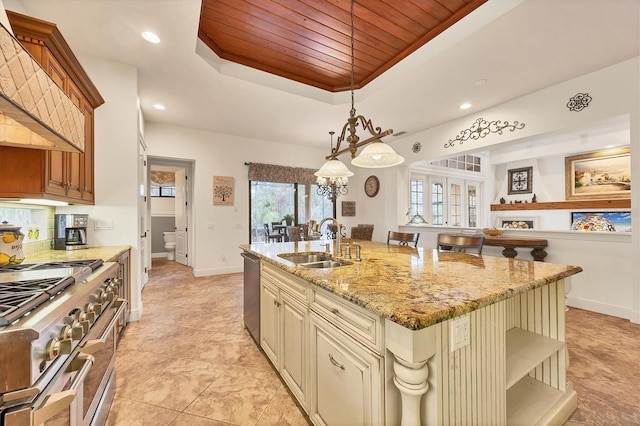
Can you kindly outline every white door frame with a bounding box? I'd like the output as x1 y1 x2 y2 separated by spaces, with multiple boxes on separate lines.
147 156 195 268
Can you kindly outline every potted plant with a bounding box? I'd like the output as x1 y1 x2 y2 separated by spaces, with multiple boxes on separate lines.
283 214 294 226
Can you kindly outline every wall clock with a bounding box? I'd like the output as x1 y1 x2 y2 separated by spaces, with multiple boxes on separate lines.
507 167 533 194
364 175 379 197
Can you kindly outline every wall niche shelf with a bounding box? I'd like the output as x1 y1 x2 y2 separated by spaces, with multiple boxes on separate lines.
491 199 630 211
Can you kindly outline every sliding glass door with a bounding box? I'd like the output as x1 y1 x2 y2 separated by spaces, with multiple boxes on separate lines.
250 181 333 243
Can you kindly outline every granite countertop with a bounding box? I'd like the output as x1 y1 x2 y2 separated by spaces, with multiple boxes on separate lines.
240 240 582 330
25 245 131 264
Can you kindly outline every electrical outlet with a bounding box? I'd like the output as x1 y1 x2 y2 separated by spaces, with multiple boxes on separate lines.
449 315 470 352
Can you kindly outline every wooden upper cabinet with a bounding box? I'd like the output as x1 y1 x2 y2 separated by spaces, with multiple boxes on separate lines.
0 11 104 204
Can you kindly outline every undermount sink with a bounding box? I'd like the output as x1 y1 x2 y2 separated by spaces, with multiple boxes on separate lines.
299 260 350 269
278 252 350 269
279 253 333 264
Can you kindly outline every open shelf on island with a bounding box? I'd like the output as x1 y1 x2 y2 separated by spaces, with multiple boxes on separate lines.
507 375 575 424
506 327 565 389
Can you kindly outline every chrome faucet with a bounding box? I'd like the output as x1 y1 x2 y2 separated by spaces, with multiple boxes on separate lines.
318 217 342 256
351 242 362 262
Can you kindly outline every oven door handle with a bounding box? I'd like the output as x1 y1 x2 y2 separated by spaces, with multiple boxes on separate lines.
32 353 94 425
79 299 128 355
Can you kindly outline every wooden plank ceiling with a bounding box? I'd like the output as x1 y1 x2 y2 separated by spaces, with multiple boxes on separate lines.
198 0 487 92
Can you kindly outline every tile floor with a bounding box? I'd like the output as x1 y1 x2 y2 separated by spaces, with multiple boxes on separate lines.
106 259 308 426
106 259 640 425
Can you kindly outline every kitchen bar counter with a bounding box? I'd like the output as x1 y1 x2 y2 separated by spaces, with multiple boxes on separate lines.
241 240 581 330
24 245 131 264
241 240 583 425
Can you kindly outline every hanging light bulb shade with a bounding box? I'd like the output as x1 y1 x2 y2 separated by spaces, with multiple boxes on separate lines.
315 158 354 178
351 140 405 168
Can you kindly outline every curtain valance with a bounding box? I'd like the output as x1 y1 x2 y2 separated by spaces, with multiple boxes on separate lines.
247 162 317 185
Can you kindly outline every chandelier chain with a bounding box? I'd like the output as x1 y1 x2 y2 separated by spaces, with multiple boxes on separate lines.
349 0 355 118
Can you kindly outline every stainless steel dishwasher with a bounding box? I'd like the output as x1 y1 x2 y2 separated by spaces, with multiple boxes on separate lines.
241 251 260 343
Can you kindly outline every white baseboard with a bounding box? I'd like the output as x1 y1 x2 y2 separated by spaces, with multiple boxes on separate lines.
151 252 168 258
193 266 243 277
566 296 632 321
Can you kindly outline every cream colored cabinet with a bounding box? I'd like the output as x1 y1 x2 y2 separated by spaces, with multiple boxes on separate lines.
309 312 383 426
260 265 308 408
260 278 280 366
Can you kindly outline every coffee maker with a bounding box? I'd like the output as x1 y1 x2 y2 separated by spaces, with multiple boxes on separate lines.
54 214 88 250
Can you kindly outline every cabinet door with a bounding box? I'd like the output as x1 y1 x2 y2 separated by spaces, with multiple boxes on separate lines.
45 150 68 196
260 280 280 367
280 291 308 407
310 313 383 426
81 106 95 202
65 79 84 200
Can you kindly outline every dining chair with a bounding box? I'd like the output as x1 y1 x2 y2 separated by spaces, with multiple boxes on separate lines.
387 231 420 247
437 233 484 255
286 226 302 242
350 225 374 241
264 223 283 243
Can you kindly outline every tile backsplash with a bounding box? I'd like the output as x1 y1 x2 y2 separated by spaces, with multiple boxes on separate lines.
0 202 55 256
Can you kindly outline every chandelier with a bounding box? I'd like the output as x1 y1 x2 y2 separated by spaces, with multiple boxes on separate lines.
315 0 404 189
315 132 353 201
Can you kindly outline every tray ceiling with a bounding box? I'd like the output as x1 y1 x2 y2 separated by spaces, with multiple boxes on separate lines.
198 0 487 92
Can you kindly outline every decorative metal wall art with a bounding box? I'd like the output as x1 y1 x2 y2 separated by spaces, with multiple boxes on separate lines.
341 201 356 217
412 142 422 153
444 117 526 148
567 93 592 112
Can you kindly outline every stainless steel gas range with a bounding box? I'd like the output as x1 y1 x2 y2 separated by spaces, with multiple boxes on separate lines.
0 259 126 426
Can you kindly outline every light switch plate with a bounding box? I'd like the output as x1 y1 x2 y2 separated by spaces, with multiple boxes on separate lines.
450 315 470 352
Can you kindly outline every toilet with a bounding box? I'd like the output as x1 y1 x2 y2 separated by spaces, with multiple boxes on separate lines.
163 231 176 261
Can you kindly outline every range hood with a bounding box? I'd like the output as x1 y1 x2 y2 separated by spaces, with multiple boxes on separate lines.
0 22 84 152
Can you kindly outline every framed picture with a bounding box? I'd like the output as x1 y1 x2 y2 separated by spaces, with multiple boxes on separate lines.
565 147 630 200
570 211 631 232
507 167 532 194
213 176 234 205
342 201 355 217
500 216 538 229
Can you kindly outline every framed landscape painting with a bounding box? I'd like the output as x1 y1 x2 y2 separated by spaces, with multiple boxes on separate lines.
565 147 630 200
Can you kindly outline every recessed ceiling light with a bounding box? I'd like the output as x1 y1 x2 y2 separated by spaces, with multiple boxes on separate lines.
460 103 472 110
153 104 166 110
142 31 160 43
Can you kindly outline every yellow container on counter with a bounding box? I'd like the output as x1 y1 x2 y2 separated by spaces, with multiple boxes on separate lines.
0 222 25 265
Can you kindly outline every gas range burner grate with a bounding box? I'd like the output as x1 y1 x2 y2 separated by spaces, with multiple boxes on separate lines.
0 258 104 272
0 277 75 326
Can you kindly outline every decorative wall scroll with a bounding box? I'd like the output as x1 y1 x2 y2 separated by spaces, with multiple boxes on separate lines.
341 201 356 217
444 117 525 148
567 93 592 112
565 147 630 200
213 176 234 205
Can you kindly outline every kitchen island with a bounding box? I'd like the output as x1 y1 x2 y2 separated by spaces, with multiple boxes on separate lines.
240 240 582 425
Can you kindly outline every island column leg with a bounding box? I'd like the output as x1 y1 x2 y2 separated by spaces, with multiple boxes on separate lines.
392 355 429 425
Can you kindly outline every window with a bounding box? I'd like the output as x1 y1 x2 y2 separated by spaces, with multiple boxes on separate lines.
150 185 175 197
431 179 444 225
249 181 332 243
410 178 424 216
411 173 483 227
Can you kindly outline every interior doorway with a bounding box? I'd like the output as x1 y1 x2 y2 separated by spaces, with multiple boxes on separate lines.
147 156 194 269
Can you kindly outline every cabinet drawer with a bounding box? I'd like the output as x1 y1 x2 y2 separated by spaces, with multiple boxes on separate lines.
262 263 308 302
311 288 382 353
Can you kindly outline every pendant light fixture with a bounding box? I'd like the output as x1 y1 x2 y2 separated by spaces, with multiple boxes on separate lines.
320 0 404 169
315 131 353 201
